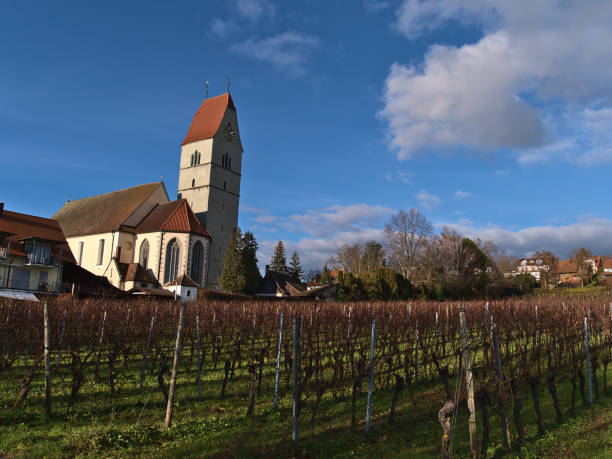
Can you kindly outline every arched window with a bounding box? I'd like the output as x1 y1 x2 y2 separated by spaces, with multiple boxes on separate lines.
190 153 194 167
192 179 195 188
196 150 201 165
191 241 204 286
164 238 181 283
139 240 149 269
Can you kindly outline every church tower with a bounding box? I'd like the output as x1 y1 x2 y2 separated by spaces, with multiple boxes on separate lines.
177 93 243 289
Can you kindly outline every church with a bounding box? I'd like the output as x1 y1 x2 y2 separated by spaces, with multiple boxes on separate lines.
53 93 243 291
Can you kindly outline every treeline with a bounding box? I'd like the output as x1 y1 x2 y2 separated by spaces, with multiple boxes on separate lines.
323 209 526 301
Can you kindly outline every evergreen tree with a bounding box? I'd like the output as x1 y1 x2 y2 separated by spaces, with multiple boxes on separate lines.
288 250 303 282
270 241 288 273
320 263 331 286
220 227 245 293
241 231 262 294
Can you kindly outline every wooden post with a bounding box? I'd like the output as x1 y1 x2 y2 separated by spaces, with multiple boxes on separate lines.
273 313 284 411
292 316 300 447
43 302 51 414
140 306 157 391
196 306 202 402
491 318 511 450
94 310 107 379
584 317 593 404
55 309 67 368
165 302 186 428
459 303 478 458
365 319 377 433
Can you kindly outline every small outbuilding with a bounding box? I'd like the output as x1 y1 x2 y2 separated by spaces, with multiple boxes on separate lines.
164 274 200 301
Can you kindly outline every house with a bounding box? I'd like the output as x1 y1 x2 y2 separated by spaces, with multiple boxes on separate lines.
0 203 74 294
307 269 339 290
584 256 602 275
164 274 200 301
601 258 612 277
53 186 211 292
514 257 552 281
256 268 307 297
555 259 583 286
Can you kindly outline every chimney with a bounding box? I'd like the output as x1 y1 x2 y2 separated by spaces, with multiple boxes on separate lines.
0 202 3 218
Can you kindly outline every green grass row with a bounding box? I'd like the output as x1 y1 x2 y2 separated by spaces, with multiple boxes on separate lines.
0 353 610 457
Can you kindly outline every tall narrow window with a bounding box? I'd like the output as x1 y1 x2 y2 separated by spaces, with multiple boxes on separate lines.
191 241 204 286
190 153 194 167
164 238 181 283
228 157 231 170
78 241 84 266
192 179 195 187
97 239 105 266
223 182 226 190
139 239 149 269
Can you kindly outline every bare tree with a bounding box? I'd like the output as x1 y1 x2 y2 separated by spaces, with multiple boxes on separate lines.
333 244 362 275
383 209 433 281
361 241 385 274
570 248 594 277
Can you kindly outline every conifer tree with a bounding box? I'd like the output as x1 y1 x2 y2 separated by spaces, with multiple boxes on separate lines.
320 263 331 286
220 227 245 293
270 241 288 273
288 250 303 282
241 231 262 294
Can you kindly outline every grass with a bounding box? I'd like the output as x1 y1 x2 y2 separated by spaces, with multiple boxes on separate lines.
0 352 610 458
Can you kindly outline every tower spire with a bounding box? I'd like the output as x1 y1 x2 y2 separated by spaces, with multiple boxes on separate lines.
205 80 209 100
226 76 231 93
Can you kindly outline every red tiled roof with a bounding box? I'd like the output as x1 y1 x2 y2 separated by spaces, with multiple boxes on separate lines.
602 258 612 269
556 259 579 274
181 93 235 145
134 199 210 237
53 182 166 237
0 209 75 262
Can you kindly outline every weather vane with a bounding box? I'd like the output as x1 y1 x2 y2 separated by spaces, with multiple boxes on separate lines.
205 80 209 100
227 76 231 93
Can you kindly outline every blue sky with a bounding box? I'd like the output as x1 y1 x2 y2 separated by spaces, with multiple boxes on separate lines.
3 0 612 270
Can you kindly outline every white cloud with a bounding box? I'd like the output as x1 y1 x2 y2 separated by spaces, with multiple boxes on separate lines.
246 203 394 270
236 0 275 21
454 190 472 199
282 203 394 238
517 106 612 166
382 1 612 165
210 18 238 38
230 32 319 76
386 171 413 184
416 190 441 209
364 0 391 13
438 218 612 259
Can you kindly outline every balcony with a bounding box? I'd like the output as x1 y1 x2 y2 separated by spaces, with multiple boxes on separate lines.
7 277 59 292
24 253 58 267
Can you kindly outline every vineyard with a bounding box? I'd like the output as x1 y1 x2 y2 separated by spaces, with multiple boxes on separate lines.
0 296 611 457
